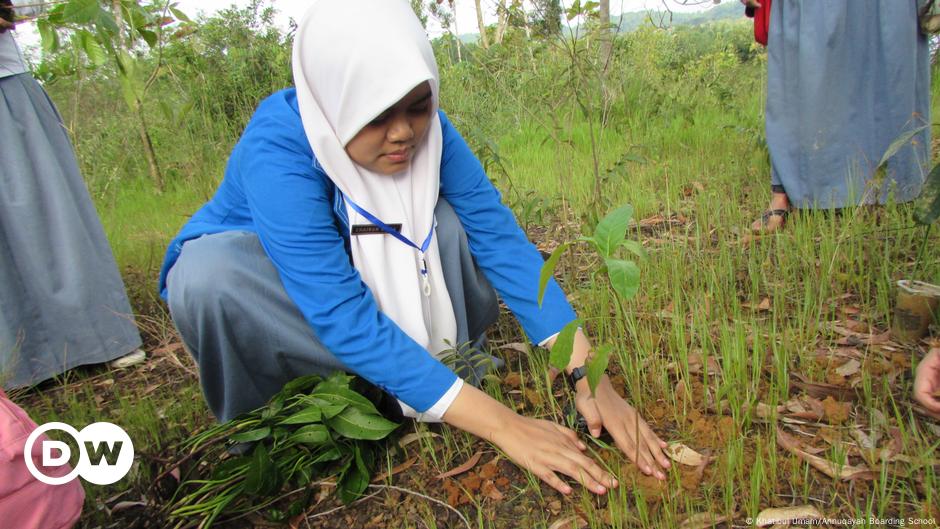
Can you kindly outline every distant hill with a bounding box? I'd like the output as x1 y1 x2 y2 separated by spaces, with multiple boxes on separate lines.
453 1 745 44
612 1 745 33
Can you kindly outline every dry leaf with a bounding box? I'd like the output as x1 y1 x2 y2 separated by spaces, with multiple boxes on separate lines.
757 297 772 311
398 431 441 448
821 396 851 424
754 505 823 527
666 442 709 466
679 512 732 529
372 456 417 483
503 372 522 388
435 451 482 480
498 342 530 354
776 428 875 481
110 501 147 514
547 516 588 529
834 359 861 377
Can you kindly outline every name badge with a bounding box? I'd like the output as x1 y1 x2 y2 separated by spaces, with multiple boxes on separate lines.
351 223 402 236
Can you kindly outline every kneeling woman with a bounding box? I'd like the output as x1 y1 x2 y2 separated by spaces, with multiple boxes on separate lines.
159 0 669 494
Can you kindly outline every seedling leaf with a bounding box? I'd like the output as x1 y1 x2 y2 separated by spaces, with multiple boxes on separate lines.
230 427 271 443
877 125 928 169
538 242 572 307
605 258 640 300
586 345 611 396
325 407 399 440
289 424 330 446
549 319 582 371
593 204 634 258
278 406 323 425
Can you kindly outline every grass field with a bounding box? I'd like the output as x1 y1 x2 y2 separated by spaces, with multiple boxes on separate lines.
8 14 940 529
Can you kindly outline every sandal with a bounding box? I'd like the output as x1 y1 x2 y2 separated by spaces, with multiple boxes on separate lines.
751 208 789 233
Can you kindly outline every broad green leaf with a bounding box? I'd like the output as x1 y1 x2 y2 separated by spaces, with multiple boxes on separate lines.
229 427 271 443
138 28 157 48
311 386 379 414
278 374 323 398
915 162 940 225
36 19 59 53
169 6 191 22
538 241 571 307
243 442 281 496
311 446 344 464
302 396 347 419
566 0 582 21
549 318 582 371
289 424 330 446
77 31 107 66
279 406 323 425
605 258 640 301
593 204 634 258
62 0 100 24
325 407 399 441
878 125 929 169
619 240 646 261
339 445 373 504
586 345 611 396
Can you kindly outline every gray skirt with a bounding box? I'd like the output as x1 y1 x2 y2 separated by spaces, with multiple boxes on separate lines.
766 0 930 208
0 73 141 388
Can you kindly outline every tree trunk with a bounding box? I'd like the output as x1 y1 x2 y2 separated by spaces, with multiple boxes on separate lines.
111 0 124 49
474 0 489 48
494 0 509 44
134 100 163 192
598 0 612 70
448 0 462 61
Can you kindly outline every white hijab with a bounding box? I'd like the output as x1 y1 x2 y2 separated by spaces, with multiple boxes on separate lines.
292 1 458 368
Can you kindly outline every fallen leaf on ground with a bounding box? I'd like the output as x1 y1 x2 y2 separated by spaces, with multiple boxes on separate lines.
791 372 860 401
821 396 851 424
834 359 861 377
110 501 147 514
435 450 482 480
679 512 732 529
757 297 772 311
776 427 875 481
548 516 588 529
666 442 709 466
754 505 823 527
503 372 522 388
398 431 441 448
372 456 417 483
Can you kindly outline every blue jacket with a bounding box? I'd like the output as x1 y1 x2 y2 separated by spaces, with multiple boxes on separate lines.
158 89 576 412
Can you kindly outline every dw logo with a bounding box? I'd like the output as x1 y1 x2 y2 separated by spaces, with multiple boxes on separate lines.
24 422 134 485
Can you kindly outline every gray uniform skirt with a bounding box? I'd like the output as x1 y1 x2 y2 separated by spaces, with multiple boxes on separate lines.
766 0 930 208
0 73 142 388
166 200 501 422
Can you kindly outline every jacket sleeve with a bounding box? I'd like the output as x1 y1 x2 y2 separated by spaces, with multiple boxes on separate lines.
235 103 458 413
438 111 577 344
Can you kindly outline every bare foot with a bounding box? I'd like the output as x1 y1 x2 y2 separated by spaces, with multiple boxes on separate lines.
751 192 790 233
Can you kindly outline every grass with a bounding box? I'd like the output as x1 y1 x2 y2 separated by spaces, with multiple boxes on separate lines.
8 18 940 529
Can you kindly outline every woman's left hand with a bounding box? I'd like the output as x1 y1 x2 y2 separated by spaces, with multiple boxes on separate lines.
574 375 671 480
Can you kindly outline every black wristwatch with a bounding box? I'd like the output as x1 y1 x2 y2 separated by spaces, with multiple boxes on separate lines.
566 365 587 387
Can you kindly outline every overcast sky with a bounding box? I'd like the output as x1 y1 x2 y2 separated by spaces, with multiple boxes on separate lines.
13 0 715 51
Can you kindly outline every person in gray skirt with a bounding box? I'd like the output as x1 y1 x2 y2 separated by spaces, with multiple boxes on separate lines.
0 1 143 389
161 0 672 496
751 0 930 232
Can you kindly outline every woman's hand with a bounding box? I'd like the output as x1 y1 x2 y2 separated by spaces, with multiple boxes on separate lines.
443 383 617 495
575 375 671 479
490 414 617 495
914 348 940 418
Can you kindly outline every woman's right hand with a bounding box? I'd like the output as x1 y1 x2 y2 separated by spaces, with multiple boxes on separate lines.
443 383 617 495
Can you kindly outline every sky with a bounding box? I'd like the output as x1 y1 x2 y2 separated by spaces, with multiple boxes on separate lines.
12 0 716 51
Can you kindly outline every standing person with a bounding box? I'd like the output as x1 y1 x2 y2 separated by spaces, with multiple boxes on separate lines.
751 0 930 232
0 0 144 389
161 0 671 495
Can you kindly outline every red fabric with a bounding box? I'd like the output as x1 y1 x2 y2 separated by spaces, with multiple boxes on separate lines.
754 0 772 46
0 389 84 529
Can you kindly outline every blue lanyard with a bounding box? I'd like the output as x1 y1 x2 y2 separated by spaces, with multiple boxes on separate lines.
342 193 435 280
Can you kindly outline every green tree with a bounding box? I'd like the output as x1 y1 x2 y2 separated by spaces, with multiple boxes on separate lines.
37 0 190 191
